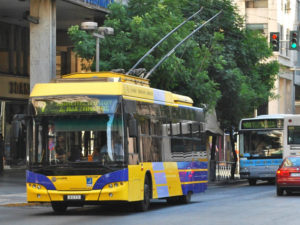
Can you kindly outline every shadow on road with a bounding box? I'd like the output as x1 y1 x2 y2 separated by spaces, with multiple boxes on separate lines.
34 200 202 216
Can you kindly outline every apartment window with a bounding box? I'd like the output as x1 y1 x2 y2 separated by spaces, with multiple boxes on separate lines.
285 29 290 56
285 0 291 13
246 24 268 35
295 86 300 103
279 26 290 57
280 25 283 55
246 0 268 8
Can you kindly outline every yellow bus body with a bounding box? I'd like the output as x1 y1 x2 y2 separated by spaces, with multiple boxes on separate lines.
27 72 207 205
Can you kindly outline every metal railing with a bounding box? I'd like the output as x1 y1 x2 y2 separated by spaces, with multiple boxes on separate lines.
215 161 238 181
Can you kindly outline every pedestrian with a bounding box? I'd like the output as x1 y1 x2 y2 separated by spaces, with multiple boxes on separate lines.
0 133 4 175
55 135 66 163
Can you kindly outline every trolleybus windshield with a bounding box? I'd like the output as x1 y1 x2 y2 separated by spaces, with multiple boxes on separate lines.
29 96 125 169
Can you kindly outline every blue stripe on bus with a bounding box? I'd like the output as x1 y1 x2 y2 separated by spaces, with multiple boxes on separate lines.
26 170 56 190
154 172 167 185
152 162 164 171
154 101 166 105
181 183 207 195
179 171 208 183
177 161 207 170
93 168 128 190
153 89 165 103
240 159 282 167
156 186 169 198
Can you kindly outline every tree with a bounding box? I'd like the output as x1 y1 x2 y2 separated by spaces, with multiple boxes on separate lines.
68 1 221 109
67 25 96 71
68 0 279 179
185 0 279 179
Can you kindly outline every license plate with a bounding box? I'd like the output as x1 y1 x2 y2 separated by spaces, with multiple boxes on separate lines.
260 174 272 177
291 173 300 177
66 195 82 200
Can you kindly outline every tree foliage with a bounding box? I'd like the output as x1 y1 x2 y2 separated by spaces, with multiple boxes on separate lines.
67 25 96 70
68 0 279 130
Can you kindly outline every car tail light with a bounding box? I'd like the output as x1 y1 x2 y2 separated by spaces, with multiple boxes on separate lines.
277 170 290 177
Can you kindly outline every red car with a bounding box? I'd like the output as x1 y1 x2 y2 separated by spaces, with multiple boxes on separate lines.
276 156 300 196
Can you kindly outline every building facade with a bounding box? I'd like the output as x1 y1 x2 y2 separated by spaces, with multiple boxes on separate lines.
0 0 114 167
233 0 300 115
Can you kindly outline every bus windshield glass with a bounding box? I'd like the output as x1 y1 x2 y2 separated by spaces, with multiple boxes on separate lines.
241 130 283 158
30 96 125 167
288 126 300 144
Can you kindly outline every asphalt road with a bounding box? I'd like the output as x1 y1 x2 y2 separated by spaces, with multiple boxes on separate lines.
0 180 299 225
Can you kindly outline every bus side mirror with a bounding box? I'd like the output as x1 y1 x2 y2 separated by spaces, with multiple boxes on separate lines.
128 118 137 137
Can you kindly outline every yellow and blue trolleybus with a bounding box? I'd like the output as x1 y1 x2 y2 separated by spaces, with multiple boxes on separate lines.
26 72 208 213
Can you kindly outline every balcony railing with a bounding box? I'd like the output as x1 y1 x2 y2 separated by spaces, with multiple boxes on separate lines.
82 0 114 8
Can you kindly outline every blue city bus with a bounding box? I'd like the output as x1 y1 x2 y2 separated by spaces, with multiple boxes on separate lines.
238 115 284 185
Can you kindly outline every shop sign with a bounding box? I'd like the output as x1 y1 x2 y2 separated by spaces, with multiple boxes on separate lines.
0 75 29 99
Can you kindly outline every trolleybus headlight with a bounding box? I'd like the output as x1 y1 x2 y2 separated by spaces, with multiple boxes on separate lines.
37 185 41 189
109 193 113 197
109 184 113 188
32 184 36 189
37 194 41 198
114 183 118 187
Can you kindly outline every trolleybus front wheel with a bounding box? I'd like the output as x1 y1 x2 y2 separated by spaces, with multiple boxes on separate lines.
51 202 67 214
135 178 151 212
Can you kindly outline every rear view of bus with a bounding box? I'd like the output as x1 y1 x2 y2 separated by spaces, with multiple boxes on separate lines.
239 115 284 185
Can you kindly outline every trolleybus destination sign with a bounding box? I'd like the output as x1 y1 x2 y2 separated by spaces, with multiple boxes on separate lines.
31 96 118 115
241 119 283 130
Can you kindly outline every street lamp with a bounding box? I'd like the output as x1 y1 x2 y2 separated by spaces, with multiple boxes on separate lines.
80 22 114 72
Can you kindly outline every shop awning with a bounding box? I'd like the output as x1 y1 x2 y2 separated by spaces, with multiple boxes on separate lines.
205 109 223 136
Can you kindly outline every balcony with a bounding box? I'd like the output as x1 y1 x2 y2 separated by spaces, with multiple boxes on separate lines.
81 0 114 8
65 0 115 11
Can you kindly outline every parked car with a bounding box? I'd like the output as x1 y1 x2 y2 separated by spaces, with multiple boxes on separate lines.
276 156 300 196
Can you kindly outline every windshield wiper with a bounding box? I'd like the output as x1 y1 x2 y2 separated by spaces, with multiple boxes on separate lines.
68 161 124 169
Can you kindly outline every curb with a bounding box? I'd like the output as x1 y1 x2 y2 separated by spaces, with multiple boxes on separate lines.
0 202 50 207
208 179 247 187
1 203 42 207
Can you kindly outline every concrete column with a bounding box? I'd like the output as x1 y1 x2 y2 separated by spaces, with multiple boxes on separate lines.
16 27 22 75
30 0 56 91
8 25 15 74
23 29 29 76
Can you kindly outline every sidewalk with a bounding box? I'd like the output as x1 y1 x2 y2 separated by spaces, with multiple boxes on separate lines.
0 167 27 206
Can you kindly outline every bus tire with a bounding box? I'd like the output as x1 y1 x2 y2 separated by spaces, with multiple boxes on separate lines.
135 178 151 212
249 179 256 186
178 191 192 204
51 202 67 214
166 197 178 204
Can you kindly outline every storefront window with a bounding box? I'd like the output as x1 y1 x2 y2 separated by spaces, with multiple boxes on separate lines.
3 101 27 166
